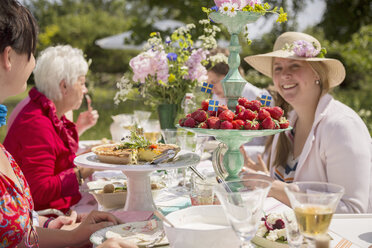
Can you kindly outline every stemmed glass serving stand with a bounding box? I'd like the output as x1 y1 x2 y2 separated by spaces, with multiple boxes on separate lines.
178 11 291 181
74 152 200 211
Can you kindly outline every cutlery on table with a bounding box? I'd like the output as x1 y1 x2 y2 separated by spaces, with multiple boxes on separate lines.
151 149 176 164
153 209 175 228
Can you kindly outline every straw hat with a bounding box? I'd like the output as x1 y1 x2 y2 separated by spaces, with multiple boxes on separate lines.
244 32 346 88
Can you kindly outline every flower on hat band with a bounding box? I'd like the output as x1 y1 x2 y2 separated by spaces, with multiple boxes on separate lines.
283 40 327 58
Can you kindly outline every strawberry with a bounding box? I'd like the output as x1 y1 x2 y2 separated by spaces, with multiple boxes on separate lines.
183 117 196 128
201 100 209 111
261 117 275 129
273 219 285 229
245 100 261 112
237 109 257 121
219 109 235 122
279 117 290 129
206 117 221 129
266 106 284 120
235 104 246 114
238 97 249 107
244 120 259 130
178 117 187 127
232 119 245 129
208 110 217 117
220 120 233 129
258 108 271 121
191 109 207 123
198 122 208 129
217 105 228 116
245 109 257 121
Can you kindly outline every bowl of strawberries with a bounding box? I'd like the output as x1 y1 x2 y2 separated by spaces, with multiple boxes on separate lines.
177 97 292 180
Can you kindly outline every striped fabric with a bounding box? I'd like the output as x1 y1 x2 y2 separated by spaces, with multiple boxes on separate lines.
274 128 298 183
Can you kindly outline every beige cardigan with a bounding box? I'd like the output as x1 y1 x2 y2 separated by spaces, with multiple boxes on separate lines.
269 94 372 213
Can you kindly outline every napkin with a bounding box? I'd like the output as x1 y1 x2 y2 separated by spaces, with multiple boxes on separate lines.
112 210 154 223
329 231 360 248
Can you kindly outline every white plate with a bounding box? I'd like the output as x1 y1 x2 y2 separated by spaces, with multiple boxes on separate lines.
90 220 168 246
252 235 288 248
74 152 200 171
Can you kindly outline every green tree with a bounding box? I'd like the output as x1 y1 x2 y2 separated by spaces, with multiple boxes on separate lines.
318 0 372 43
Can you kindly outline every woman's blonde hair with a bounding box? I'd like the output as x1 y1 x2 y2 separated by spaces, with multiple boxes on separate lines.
265 60 331 169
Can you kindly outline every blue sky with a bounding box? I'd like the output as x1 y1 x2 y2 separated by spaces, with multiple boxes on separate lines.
247 0 326 39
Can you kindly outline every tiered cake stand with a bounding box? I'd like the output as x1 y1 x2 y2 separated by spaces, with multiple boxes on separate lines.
179 12 291 180
74 152 200 211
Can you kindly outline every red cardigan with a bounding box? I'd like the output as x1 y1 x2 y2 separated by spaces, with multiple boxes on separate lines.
4 87 81 213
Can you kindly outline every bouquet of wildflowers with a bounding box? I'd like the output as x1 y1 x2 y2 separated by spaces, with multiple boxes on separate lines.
114 21 222 107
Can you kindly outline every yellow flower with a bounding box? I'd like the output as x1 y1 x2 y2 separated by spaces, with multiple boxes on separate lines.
168 74 176 83
276 13 287 23
150 32 157 37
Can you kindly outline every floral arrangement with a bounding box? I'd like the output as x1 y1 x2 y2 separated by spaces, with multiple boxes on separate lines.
203 0 287 23
284 40 327 58
256 212 287 243
114 20 225 107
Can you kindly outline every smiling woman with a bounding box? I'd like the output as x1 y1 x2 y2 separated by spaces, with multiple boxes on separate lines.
243 32 372 214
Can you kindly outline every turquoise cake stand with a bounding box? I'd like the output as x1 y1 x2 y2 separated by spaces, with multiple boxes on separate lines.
177 11 290 181
177 126 291 181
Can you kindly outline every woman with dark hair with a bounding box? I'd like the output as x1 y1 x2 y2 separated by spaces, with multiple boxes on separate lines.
0 1 134 247
243 32 372 213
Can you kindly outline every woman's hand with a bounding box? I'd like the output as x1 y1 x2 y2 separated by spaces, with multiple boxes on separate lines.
241 172 290 206
47 211 78 229
76 95 99 136
240 146 268 174
71 210 123 247
98 238 138 248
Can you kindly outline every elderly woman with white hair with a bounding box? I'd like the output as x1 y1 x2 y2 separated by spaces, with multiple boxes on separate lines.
4 45 98 214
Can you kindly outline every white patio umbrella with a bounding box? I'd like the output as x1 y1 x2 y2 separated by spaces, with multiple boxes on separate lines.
95 19 185 50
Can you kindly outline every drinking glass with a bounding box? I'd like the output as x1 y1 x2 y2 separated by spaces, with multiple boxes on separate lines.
190 177 218 206
282 210 303 248
284 182 344 248
161 129 185 188
133 110 151 129
143 119 161 143
214 179 272 248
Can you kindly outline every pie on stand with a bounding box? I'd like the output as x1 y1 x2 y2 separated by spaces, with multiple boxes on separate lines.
74 149 200 212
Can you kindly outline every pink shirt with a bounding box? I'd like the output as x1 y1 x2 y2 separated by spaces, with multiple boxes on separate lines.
4 87 81 213
269 94 372 213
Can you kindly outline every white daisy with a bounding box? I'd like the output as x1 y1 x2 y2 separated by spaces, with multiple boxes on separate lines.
227 3 238 17
220 2 231 15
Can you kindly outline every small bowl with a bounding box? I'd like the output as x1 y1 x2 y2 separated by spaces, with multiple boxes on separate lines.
163 205 240 248
87 180 127 210
87 180 165 210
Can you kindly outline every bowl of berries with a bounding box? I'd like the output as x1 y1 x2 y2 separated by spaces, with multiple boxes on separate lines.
177 97 292 180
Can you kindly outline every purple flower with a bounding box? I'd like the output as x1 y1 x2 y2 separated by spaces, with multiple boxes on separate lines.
292 40 320 58
167 52 178 61
211 5 219 11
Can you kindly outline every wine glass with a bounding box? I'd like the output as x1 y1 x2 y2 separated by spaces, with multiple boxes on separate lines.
284 182 344 248
282 210 303 248
143 119 161 143
133 110 151 129
214 179 272 248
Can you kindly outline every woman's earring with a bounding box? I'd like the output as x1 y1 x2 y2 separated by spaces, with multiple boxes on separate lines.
315 80 320 85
